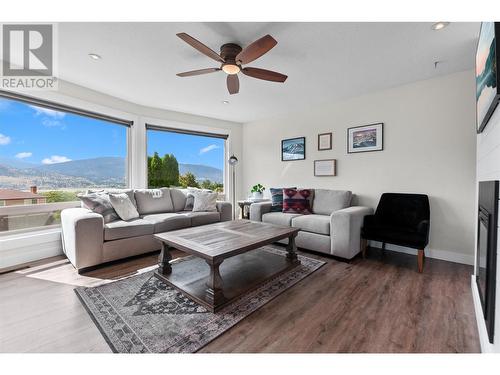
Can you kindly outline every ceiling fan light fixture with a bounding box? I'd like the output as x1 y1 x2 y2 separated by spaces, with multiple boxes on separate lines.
222 64 241 75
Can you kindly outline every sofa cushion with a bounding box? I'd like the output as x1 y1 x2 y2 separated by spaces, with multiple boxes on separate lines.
270 187 296 212
283 188 314 215
186 211 221 226
192 191 218 212
312 189 352 215
291 214 330 235
141 212 191 233
262 212 302 226
78 192 119 223
109 193 140 221
104 218 154 241
170 188 187 212
134 188 173 215
87 188 137 208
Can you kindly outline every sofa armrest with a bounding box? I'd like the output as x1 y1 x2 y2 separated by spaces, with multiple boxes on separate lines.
61 207 104 271
249 202 272 222
216 201 232 222
330 206 373 259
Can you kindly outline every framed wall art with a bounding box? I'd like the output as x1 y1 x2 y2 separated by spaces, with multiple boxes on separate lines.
347 123 383 153
318 132 332 150
281 137 306 161
314 159 336 176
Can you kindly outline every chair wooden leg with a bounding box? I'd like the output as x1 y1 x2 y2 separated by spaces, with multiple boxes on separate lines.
361 238 368 258
417 249 424 273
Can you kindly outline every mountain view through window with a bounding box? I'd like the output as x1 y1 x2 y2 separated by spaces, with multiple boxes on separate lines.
0 97 128 232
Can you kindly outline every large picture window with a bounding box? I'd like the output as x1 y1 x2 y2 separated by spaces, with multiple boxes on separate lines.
0 93 131 234
146 126 226 194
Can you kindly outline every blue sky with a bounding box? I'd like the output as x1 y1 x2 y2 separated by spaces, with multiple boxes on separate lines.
147 130 224 169
0 97 224 169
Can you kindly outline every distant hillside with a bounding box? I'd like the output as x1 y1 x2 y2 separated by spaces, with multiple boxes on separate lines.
0 156 223 189
179 163 223 183
0 156 38 169
36 157 126 181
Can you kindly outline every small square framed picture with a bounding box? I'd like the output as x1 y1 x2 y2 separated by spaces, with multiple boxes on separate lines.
281 137 306 161
314 159 336 176
318 132 332 150
347 123 384 153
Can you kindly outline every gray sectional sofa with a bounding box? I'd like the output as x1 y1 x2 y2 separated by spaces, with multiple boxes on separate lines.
250 189 373 259
61 188 232 272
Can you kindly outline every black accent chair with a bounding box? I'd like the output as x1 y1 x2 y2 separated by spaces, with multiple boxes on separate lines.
361 193 430 272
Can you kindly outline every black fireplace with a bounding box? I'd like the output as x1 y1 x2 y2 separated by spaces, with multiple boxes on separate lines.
476 180 498 343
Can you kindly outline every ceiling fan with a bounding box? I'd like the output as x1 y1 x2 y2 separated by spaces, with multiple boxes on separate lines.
176 33 288 95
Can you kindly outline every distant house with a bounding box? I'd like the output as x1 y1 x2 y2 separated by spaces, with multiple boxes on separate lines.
0 187 46 207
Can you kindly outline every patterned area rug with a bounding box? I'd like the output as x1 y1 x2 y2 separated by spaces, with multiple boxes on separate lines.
75 247 325 353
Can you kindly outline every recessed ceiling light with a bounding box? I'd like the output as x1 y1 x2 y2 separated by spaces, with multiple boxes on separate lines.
88 53 102 60
222 100 229 105
431 22 450 31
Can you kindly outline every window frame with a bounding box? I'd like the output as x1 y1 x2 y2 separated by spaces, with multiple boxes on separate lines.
144 124 228 193
0 90 134 235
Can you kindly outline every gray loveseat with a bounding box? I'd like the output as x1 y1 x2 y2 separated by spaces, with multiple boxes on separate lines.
61 188 232 273
250 189 372 259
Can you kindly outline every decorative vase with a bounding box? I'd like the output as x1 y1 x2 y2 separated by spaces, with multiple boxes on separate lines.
252 191 263 200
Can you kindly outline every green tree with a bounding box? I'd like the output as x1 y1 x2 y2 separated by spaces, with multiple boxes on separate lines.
179 172 199 188
148 152 162 187
161 153 180 187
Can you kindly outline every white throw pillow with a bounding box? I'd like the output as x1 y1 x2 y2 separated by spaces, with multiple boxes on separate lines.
192 191 218 212
109 193 140 221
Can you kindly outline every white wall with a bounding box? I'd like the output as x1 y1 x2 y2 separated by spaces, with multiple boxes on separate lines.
472 95 500 352
241 70 477 264
0 80 243 269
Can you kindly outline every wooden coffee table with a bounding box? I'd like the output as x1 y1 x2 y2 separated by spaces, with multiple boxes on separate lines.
154 220 300 312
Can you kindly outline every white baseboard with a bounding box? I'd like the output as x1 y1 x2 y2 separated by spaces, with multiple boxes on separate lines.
0 229 64 269
369 240 474 265
471 275 497 352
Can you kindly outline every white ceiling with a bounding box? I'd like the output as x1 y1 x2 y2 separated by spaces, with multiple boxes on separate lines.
57 22 480 123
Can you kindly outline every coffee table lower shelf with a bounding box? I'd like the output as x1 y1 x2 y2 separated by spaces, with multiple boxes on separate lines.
154 248 300 313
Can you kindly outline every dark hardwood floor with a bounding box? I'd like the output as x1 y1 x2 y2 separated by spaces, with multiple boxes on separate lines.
0 247 480 353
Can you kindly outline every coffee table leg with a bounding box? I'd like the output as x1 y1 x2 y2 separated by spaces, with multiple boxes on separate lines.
286 232 299 263
205 260 225 307
158 242 172 275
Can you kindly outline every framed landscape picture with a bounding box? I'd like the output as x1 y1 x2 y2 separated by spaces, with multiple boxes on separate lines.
476 22 500 133
318 132 332 150
281 137 305 161
347 123 383 153
314 159 336 176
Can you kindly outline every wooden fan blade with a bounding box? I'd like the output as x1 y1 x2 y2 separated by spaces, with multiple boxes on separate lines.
236 35 277 64
241 67 287 82
227 74 239 95
176 33 225 63
176 68 221 77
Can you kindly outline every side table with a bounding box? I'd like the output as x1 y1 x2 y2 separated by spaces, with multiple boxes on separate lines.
237 199 270 219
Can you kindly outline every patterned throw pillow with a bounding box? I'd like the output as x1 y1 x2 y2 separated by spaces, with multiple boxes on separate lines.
282 188 314 215
270 187 296 212
78 192 119 223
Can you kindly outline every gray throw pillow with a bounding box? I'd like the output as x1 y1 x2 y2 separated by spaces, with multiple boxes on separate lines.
181 188 212 210
78 192 119 223
192 191 218 212
109 193 139 221
86 188 137 208
134 188 173 215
